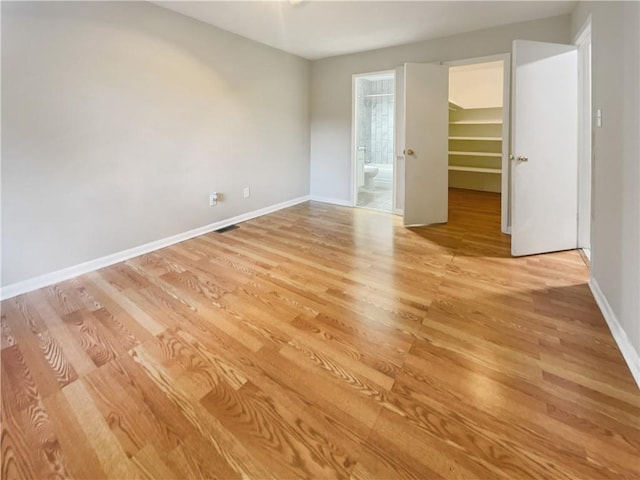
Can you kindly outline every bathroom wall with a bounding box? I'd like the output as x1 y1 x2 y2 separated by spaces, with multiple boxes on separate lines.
1 1 310 287
366 78 395 165
356 77 395 166
355 78 371 173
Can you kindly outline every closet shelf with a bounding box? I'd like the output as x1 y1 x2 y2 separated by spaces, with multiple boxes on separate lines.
448 151 502 157
449 166 502 174
449 136 502 141
449 120 502 125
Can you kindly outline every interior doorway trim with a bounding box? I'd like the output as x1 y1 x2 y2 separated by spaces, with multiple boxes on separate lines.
350 69 397 211
444 53 511 234
574 16 593 264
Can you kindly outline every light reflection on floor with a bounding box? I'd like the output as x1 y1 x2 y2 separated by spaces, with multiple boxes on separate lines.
356 183 393 212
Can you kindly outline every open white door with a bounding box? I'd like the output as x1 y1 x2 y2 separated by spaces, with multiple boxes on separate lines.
403 63 449 226
511 40 578 256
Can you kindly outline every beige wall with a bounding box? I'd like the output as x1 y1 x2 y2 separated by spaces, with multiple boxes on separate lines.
572 2 640 360
309 14 572 202
449 61 504 109
1 1 310 286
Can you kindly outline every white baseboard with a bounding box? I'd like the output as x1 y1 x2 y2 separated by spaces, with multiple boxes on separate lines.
589 278 640 389
0 196 310 301
309 195 353 207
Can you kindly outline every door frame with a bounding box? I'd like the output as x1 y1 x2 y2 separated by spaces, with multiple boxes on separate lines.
444 53 511 234
574 16 593 263
350 69 397 210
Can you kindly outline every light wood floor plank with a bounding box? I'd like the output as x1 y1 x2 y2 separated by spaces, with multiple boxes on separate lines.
1 188 638 479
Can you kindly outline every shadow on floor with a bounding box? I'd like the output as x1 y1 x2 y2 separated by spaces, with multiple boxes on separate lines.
407 188 511 259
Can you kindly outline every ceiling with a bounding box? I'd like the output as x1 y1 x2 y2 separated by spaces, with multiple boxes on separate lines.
154 1 576 60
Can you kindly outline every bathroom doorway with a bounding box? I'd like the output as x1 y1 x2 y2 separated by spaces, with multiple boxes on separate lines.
353 71 395 212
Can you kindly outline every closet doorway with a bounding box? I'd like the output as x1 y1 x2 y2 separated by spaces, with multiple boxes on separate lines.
352 71 395 212
446 56 510 233
449 55 509 233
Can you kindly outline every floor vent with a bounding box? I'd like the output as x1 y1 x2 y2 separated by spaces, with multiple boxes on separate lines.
215 224 239 234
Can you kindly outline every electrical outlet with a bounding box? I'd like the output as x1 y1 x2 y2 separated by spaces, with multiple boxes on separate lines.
243 187 250 199
209 193 218 206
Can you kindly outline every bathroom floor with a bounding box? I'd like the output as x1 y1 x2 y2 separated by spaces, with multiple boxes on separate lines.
356 182 393 211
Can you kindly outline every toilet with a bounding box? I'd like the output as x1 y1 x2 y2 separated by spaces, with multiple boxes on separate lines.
364 165 379 189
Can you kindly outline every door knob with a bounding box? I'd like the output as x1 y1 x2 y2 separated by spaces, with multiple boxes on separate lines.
517 155 528 162
404 149 414 156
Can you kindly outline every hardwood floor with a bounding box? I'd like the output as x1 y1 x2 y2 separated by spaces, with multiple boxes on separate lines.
2 188 639 479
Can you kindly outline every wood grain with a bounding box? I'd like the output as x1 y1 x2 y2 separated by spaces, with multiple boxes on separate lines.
1 189 638 479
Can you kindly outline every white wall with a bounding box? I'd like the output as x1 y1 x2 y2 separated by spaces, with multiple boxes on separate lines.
572 2 640 367
1 1 310 287
310 15 571 202
449 61 503 109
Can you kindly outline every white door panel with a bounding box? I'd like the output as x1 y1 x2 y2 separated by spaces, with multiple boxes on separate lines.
403 63 449 227
511 40 578 256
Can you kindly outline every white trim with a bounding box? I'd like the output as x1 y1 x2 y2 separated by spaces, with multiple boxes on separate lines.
589 278 640 389
309 195 353 207
573 14 593 45
351 74 359 207
501 54 512 236
444 53 509 68
575 18 593 255
0 196 310 301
